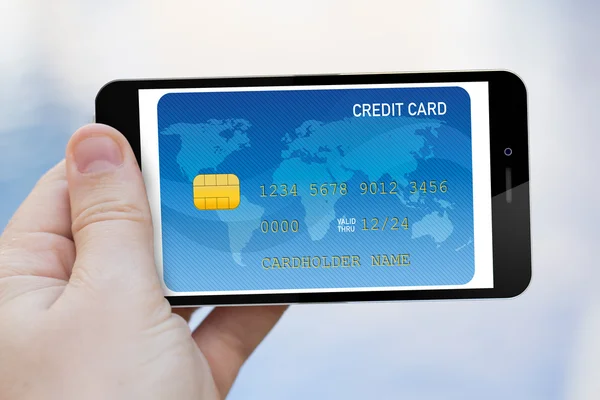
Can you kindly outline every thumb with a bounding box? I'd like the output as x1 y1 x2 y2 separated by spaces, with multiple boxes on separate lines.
64 124 161 298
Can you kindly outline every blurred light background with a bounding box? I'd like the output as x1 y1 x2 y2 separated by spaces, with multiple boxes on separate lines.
1 1 599 399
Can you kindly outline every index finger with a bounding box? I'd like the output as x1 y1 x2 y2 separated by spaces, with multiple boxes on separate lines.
0 160 75 282
192 305 288 399
3 160 72 240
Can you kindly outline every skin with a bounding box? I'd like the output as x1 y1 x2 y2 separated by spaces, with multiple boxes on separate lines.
0 124 287 400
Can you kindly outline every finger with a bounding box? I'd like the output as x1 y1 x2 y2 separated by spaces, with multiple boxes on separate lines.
3 160 71 240
0 160 74 281
192 306 288 398
173 307 199 324
63 124 160 297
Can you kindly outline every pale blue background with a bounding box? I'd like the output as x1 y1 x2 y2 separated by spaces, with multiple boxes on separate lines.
1 1 599 398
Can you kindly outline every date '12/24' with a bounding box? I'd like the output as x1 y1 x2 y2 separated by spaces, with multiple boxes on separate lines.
362 217 409 231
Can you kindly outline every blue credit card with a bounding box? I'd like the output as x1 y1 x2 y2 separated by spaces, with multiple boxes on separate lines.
156 85 474 292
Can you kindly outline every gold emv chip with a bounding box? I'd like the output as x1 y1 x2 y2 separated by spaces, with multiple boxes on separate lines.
193 174 240 210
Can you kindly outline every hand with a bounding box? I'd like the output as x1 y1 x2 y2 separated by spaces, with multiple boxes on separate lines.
0 124 287 400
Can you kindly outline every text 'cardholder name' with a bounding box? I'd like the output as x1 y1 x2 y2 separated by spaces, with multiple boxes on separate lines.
193 173 240 210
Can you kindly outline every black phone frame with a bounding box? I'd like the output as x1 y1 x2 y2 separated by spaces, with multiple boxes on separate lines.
95 70 531 306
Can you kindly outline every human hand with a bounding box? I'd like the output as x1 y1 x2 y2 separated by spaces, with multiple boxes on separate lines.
0 124 287 400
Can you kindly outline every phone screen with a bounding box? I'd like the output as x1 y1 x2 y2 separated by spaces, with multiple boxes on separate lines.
138 82 494 296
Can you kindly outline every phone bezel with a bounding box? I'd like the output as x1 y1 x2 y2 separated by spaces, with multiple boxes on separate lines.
95 70 531 306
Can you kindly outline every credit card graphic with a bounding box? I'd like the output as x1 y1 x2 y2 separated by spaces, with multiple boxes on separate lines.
156 85 475 292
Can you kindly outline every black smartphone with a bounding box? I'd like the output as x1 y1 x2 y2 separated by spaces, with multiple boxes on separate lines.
95 70 531 306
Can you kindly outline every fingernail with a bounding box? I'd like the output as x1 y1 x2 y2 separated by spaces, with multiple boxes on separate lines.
73 136 123 174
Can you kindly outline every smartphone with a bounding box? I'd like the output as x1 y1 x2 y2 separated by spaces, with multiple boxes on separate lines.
95 70 531 306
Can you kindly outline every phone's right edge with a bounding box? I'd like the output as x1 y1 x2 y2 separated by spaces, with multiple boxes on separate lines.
488 70 532 298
